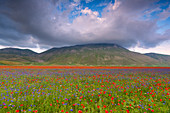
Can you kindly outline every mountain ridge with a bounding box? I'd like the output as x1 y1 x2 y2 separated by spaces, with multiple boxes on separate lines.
0 48 37 56
40 43 128 54
0 43 169 66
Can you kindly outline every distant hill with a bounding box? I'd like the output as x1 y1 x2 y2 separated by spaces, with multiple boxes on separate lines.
0 44 170 66
0 48 37 56
144 53 170 65
0 48 40 65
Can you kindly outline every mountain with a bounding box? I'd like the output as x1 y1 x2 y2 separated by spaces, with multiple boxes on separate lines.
39 43 159 66
0 48 40 65
0 44 170 66
0 48 37 56
144 53 170 65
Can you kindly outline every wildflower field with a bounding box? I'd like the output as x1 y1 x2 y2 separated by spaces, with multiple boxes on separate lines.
0 67 170 113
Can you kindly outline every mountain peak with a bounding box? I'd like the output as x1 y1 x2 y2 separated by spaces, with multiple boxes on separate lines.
73 43 125 48
41 43 128 54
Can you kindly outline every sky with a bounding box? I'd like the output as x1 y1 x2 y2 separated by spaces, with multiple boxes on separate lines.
0 0 170 54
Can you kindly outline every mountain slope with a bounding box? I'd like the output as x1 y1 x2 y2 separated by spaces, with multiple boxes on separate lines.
0 48 37 56
0 44 170 66
0 48 41 65
145 53 170 65
39 43 162 66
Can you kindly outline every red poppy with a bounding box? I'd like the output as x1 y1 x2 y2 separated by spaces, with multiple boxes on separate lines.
105 110 108 113
78 110 82 113
15 110 19 112
126 110 129 113
20 104 23 106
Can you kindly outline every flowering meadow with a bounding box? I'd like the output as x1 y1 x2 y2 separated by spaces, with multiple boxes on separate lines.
0 68 170 113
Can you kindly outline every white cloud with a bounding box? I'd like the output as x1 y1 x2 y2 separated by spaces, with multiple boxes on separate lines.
85 0 94 3
73 0 80 3
69 0 170 48
112 0 121 10
81 7 99 16
129 40 170 55
70 2 79 7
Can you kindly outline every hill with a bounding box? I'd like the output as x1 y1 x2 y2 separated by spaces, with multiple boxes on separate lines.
0 44 169 66
0 48 40 65
144 53 170 65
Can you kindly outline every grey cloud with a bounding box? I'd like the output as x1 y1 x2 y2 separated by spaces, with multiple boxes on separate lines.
71 0 170 48
159 5 170 20
0 0 169 50
119 0 159 12
0 0 74 48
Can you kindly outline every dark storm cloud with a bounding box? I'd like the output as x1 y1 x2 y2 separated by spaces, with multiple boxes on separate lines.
0 0 71 48
0 0 169 49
